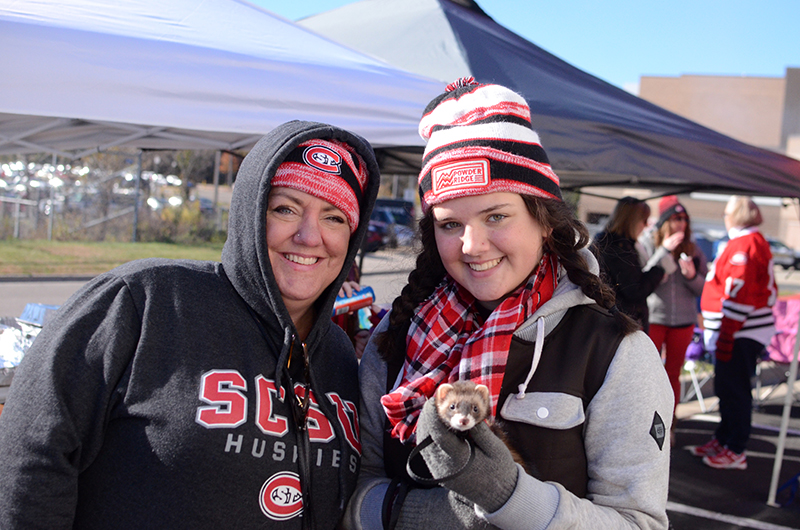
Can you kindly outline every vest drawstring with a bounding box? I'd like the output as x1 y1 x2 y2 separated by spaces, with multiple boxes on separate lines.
517 317 545 399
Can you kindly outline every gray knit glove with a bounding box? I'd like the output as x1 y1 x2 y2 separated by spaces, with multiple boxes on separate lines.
395 487 495 530
415 399 518 513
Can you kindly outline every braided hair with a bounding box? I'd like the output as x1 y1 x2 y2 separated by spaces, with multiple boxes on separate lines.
376 196 638 364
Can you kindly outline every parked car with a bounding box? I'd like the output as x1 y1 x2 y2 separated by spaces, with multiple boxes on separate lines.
192 197 215 214
768 238 800 270
374 198 416 228
366 208 399 251
361 224 385 253
366 206 418 250
693 233 717 263
705 234 800 270
392 224 416 247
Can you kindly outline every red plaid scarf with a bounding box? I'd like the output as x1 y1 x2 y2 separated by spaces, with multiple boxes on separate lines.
380 253 558 442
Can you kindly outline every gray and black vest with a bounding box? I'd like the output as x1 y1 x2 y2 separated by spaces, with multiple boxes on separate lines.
498 304 623 497
384 304 624 498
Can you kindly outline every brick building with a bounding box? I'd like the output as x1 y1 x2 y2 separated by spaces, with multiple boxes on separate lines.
578 67 800 248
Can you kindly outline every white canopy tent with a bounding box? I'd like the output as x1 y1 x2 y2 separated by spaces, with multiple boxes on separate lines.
0 0 444 159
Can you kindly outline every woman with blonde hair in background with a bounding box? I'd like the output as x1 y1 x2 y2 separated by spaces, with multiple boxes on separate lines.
691 196 777 470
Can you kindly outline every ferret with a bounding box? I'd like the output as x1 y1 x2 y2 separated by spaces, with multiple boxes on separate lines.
434 380 527 470
435 380 491 432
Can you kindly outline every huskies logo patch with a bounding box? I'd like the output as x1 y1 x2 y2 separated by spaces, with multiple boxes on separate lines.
432 159 490 194
303 145 342 174
260 471 303 521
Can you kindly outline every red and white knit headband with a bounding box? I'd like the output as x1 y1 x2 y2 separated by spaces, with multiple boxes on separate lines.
273 139 368 233
418 77 561 212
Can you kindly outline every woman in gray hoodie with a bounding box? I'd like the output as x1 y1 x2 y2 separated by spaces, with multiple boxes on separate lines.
640 196 708 433
0 121 380 529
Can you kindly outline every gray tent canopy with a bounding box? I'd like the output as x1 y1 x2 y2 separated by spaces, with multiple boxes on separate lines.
300 0 800 198
0 0 444 160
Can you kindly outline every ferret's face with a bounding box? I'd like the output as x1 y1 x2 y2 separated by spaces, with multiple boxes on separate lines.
441 400 482 431
434 382 491 431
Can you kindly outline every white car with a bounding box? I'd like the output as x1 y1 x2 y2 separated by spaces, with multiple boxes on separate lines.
768 239 800 270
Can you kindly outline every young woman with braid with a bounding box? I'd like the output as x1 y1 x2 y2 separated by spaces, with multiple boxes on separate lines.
342 79 673 530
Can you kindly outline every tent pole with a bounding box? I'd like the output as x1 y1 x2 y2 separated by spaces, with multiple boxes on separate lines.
132 151 142 243
766 328 800 506
213 150 222 232
48 153 56 241
767 204 800 506
213 150 220 211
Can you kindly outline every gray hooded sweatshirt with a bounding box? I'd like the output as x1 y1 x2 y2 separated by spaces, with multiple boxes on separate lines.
0 121 380 529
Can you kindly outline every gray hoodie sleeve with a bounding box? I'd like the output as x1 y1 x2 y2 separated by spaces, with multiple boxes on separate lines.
342 317 393 530
481 331 673 530
0 274 140 528
643 242 677 276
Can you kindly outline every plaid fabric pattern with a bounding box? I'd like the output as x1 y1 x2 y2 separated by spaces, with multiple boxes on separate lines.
381 253 558 442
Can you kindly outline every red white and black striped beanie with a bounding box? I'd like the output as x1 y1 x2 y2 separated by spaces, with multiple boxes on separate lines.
273 138 368 233
418 77 562 212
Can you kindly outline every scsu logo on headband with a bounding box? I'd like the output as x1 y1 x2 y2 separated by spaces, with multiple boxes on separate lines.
303 145 342 174
432 159 490 194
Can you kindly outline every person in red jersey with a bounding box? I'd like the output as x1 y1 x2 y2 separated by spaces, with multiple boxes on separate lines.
692 196 777 470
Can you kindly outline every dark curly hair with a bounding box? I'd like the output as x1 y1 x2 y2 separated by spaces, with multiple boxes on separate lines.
376 196 638 364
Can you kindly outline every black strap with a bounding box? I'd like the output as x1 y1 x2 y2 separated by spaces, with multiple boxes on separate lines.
381 478 400 530
405 435 475 486
381 477 411 530
285 338 316 530
296 425 315 530
388 481 409 530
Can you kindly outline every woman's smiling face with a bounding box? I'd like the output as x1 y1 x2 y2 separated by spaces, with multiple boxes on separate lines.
432 192 548 308
266 186 351 323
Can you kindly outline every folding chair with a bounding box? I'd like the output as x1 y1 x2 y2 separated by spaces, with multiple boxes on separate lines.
681 327 715 412
758 298 800 407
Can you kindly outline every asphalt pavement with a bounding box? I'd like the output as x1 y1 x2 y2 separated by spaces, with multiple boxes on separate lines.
671 367 800 529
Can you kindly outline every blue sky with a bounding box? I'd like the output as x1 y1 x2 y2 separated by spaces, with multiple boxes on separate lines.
248 0 800 94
